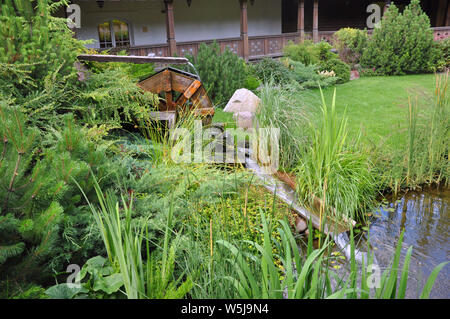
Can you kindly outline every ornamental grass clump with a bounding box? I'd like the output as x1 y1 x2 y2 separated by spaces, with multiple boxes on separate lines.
80 176 193 299
295 89 377 223
220 212 448 299
256 80 310 171
372 72 449 192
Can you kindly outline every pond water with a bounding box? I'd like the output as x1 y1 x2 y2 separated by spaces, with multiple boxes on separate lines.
368 188 450 299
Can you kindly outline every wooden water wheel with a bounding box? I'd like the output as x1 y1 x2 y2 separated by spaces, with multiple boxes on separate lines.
137 67 215 126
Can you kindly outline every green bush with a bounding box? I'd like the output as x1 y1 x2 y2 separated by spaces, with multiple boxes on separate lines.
187 42 246 106
76 66 160 127
0 0 82 93
244 74 261 91
284 40 337 65
319 59 351 84
434 38 450 71
0 106 119 290
284 40 319 65
333 28 368 68
287 60 338 89
361 0 437 75
251 57 294 85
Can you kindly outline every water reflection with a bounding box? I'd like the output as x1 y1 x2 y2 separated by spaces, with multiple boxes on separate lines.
369 188 450 298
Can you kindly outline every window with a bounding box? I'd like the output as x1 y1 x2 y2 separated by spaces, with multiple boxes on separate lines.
98 19 130 48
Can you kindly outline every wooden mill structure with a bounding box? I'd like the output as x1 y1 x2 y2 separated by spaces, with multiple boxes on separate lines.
77 54 215 127
137 67 214 127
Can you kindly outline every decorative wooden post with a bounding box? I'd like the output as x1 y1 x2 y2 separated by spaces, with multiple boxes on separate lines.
313 0 319 43
240 0 249 61
165 0 177 56
297 0 305 43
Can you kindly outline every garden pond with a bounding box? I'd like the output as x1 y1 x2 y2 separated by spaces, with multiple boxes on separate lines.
368 187 449 298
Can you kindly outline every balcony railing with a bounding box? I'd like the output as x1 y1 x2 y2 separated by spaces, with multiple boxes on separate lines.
116 26 450 60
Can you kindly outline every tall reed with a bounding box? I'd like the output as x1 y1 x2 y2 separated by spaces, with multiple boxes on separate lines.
295 88 377 223
219 212 448 299
376 72 449 192
78 174 192 299
256 80 310 171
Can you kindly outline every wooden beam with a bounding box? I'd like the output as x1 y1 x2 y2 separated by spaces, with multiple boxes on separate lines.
176 80 202 106
165 0 177 56
313 0 319 43
447 1 450 26
297 0 305 43
240 0 249 61
77 54 189 64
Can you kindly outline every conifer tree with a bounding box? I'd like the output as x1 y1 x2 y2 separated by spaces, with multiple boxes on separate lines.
0 104 112 287
0 0 84 126
0 105 62 281
361 0 437 75
0 0 80 83
188 42 246 106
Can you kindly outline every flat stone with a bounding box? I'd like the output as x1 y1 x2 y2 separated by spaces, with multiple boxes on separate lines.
224 88 261 114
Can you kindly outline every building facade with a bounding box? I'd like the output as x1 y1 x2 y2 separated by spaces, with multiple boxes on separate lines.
69 0 450 60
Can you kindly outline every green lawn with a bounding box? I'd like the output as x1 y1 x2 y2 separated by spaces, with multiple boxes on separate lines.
212 74 437 149
309 74 437 149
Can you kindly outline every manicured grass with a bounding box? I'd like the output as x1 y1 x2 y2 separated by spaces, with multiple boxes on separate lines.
214 74 437 149
309 74 437 149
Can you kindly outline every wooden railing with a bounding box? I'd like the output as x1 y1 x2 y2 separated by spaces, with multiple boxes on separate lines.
124 32 305 60
118 26 450 60
434 26 450 41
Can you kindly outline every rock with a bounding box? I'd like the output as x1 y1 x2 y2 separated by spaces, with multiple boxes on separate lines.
233 111 254 130
295 216 307 233
224 88 261 114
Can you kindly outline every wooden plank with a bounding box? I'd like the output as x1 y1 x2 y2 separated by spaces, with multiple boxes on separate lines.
149 111 176 129
193 108 215 116
176 80 202 106
447 2 450 26
171 72 195 93
77 54 188 65
137 71 166 93
165 91 174 110
191 86 213 109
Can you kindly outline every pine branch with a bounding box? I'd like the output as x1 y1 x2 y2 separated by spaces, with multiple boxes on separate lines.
3 152 22 213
